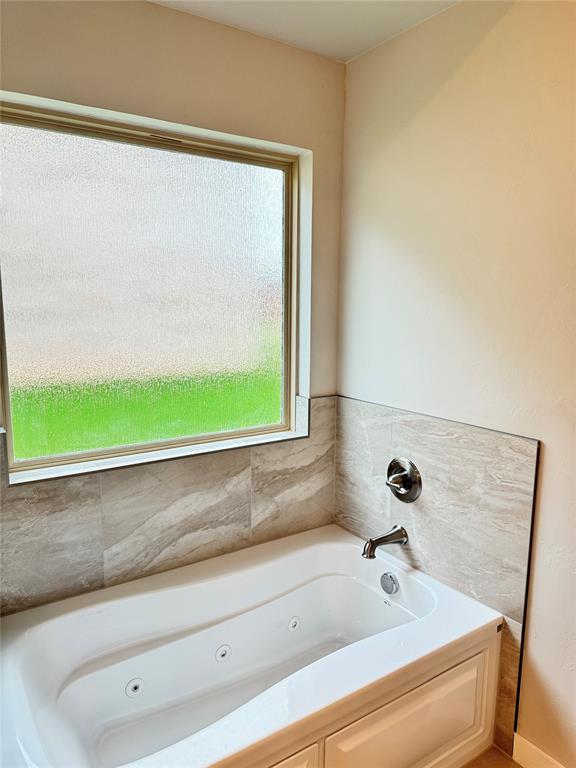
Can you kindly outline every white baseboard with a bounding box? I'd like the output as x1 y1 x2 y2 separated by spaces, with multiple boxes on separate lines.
513 734 567 768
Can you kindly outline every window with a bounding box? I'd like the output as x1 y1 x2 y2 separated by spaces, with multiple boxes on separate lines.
0 100 306 481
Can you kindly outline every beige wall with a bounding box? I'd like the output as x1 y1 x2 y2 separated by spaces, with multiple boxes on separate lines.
339 2 575 765
0 0 344 396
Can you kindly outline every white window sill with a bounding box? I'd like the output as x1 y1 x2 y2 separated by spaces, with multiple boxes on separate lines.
6 396 310 485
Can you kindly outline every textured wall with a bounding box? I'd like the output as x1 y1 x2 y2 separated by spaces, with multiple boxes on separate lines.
0 398 335 613
335 396 538 754
339 3 575 763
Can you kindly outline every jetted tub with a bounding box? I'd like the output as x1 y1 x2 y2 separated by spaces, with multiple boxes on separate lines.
1 526 502 768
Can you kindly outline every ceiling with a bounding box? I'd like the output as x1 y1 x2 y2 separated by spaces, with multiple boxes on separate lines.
151 1 457 62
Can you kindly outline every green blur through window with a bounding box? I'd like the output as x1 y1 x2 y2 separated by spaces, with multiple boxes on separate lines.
0 118 292 468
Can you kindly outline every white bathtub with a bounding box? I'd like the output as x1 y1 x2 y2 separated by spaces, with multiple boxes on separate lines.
1 526 502 768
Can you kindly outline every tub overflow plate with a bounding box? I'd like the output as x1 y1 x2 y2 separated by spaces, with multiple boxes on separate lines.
381 572 400 595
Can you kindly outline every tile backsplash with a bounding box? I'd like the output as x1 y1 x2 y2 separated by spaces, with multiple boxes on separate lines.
250 396 335 545
0 393 537 754
1 471 104 613
335 398 537 623
0 397 335 612
102 448 252 587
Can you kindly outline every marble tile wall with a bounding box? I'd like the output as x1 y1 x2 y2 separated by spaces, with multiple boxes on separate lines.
494 618 523 755
0 396 335 613
335 396 538 754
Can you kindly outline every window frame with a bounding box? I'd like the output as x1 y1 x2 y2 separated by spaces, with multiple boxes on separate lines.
0 94 311 484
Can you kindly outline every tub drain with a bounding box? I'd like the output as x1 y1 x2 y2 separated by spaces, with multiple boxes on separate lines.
125 678 144 698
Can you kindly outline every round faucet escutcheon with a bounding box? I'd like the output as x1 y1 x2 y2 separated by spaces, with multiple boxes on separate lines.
386 458 422 502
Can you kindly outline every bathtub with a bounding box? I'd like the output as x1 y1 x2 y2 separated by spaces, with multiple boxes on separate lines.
1 525 502 768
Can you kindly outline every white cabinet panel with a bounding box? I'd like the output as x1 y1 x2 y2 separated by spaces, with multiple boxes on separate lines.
273 744 319 768
325 654 484 768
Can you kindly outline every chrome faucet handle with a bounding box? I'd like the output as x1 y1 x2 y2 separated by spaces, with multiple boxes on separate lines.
385 471 410 494
386 458 422 503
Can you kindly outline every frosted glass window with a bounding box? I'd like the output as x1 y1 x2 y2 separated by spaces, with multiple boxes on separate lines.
0 122 288 463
